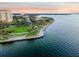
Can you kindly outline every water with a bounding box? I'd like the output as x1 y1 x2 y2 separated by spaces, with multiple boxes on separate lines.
0 15 79 57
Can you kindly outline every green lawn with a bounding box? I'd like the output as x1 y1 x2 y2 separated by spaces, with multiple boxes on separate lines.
5 26 31 33
12 26 28 33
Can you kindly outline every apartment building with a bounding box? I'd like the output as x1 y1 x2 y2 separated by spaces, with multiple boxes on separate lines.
0 10 13 22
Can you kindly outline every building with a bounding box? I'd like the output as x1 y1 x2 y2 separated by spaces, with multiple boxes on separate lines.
23 15 33 25
0 10 13 22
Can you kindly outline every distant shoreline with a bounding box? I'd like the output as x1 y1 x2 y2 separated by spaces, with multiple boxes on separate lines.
0 22 52 43
13 13 72 15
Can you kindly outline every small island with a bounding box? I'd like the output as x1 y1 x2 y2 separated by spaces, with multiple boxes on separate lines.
0 13 54 43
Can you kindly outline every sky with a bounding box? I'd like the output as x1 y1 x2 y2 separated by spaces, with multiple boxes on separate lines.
0 2 79 13
0 2 79 7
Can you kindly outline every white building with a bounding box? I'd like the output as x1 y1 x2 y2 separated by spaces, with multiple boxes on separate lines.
0 10 13 22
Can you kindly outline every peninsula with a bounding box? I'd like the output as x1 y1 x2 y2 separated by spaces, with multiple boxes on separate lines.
0 12 54 43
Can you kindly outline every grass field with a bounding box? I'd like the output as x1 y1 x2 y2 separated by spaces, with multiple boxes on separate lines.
5 26 31 33
4 25 38 36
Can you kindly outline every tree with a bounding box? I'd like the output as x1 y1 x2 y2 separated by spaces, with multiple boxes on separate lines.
0 20 12 40
29 15 37 24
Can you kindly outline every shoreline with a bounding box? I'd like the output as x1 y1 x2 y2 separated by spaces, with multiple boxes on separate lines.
0 23 52 43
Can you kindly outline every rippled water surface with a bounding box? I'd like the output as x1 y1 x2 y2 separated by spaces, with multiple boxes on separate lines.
0 15 79 57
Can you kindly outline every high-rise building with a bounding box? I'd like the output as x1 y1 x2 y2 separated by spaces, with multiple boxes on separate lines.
0 10 13 22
